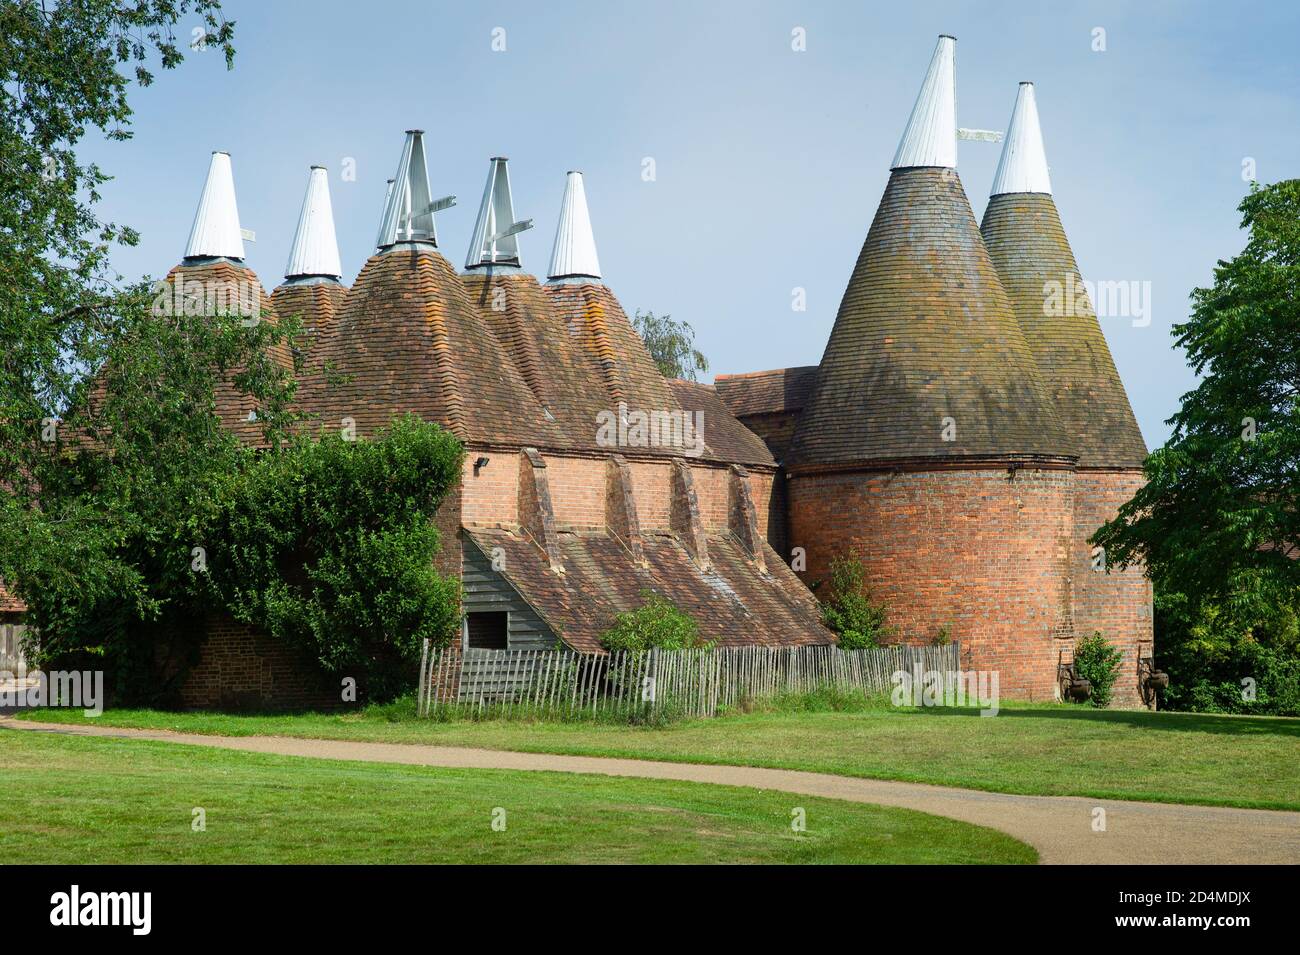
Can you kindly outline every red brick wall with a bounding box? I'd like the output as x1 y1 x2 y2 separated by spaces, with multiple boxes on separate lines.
788 466 1077 701
1073 469 1152 707
691 464 730 532
544 455 607 530
460 452 519 526
458 451 779 553
627 459 672 529
432 478 464 583
179 617 341 711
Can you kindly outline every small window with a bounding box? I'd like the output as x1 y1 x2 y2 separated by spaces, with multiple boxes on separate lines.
466 612 508 650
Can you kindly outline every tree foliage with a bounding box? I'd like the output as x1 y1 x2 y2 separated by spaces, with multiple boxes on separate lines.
820 554 893 650
1094 180 1300 617
203 416 464 701
1 0 237 500
1093 180 1300 714
632 310 709 382
0 4 464 706
0 288 301 698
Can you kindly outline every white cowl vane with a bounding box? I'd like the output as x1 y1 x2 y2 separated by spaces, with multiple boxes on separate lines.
990 82 1053 195
891 35 957 170
285 166 343 281
547 171 602 281
185 151 245 260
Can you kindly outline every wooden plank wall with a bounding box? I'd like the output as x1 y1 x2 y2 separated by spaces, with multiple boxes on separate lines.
462 539 558 651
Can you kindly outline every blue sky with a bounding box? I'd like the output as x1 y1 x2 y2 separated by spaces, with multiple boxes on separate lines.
85 0 1299 447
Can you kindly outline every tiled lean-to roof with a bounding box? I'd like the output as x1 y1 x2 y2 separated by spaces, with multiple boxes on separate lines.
668 379 774 467
465 528 829 653
714 366 819 419
0 580 24 614
980 84 1146 469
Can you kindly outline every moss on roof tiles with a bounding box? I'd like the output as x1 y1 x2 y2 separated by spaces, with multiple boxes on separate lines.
980 193 1147 469
714 366 819 419
787 167 1070 468
314 246 567 447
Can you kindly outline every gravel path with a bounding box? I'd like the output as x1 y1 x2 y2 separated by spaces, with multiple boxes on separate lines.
5 718 1297 864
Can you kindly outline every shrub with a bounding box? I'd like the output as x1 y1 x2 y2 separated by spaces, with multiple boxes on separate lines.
821 554 893 649
600 592 709 653
1153 589 1300 717
1073 632 1123 708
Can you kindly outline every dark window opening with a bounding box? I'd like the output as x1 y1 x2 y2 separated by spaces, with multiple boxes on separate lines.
466 612 508 650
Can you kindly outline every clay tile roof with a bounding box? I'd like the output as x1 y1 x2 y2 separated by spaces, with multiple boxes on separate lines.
714 366 819 419
981 90 1146 470
667 379 774 467
0 580 25 614
270 279 348 423
460 270 613 452
316 246 567 447
787 167 1070 468
542 281 687 429
464 528 831 652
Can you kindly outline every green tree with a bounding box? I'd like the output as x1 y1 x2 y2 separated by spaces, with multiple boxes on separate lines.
1094 180 1299 618
0 1 261 694
632 310 709 381
1 0 237 504
0 3 466 706
1093 181 1300 712
203 416 464 701
820 554 893 650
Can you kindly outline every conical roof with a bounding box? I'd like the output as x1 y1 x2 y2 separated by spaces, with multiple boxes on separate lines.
285 166 343 281
317 243 568 447
185 151 245 260
788 39 1068 468
461 269 614 449
981 87 1146 468
548 171 602 280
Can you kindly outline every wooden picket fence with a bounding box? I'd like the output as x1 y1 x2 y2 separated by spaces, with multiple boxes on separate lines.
0 624 28 673
416 641 960 719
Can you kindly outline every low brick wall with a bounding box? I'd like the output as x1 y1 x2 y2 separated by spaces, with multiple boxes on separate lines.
178 617 341 711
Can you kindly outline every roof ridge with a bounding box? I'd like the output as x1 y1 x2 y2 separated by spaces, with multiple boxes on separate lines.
578 288 627 407
416 255 466 437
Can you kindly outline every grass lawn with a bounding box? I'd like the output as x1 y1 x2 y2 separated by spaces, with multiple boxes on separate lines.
16 698 1299 811
0 729 1032 864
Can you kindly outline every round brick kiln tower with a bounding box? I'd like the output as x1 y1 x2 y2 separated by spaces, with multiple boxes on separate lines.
785 38 1078 700
980 84 1151 705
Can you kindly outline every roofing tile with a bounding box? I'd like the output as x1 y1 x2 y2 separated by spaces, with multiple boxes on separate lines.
465 528 831 652
787 167 1070 468
981 194 1147 468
